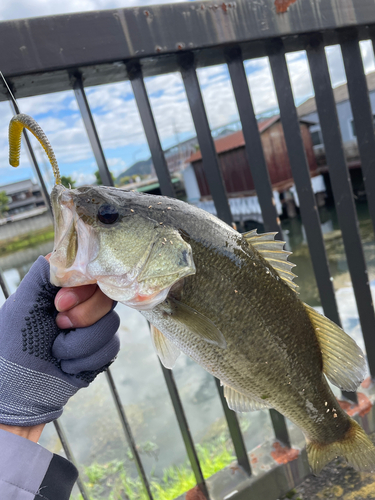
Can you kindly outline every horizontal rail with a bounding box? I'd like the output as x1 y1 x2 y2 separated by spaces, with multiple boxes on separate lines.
2 0 375 99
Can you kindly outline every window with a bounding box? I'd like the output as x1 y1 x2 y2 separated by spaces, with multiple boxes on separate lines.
311 130 323 146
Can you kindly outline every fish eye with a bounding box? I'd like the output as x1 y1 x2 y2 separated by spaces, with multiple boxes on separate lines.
98 204 119 224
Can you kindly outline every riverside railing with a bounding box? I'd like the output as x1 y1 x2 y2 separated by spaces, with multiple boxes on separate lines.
1 1 375 498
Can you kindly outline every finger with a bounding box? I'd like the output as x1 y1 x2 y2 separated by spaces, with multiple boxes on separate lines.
60 333 120 375
44 253 51 262
56 286 114 329
53 311 120 360
55 285 98 312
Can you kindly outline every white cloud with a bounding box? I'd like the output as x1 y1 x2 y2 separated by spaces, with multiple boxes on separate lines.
71 171 96 186
286 51 314 104
245 57 278 115
18 92 73 116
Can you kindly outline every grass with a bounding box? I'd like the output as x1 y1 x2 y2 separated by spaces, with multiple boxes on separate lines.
0 226 54 256
72 434 235 500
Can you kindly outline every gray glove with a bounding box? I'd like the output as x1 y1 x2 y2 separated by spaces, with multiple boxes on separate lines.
0 256 120 426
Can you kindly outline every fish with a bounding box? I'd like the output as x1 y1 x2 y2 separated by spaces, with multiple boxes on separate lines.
8 113 375 475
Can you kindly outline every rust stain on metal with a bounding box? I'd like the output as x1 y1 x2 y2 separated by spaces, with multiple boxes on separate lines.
338 392 372 418
271 441 299 464
143 10 150 17
186 485 207 500
274 0 298 13
250 453 258 464
229 464 241 474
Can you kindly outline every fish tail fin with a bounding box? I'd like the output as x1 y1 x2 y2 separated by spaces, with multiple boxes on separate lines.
306 419 375 475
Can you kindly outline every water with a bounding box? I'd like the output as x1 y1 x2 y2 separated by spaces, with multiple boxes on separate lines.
1 202 374 487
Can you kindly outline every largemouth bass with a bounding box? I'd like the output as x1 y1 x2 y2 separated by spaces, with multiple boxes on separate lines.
8 114 375 475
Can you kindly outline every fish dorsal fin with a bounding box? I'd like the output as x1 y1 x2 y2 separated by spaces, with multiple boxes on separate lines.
223 384 272 412
150 324 181 369
304 303 366 391
160 299 227 349
243 229 298 291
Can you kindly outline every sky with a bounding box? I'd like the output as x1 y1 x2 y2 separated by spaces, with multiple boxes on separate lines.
0 1 374 190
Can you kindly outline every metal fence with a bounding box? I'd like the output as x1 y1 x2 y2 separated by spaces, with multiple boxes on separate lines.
1 1 375 498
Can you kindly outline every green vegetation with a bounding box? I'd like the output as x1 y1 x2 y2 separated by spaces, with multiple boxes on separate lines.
72 434 234 500
117 174 148 186
94 169 116 186
0 226 54 256
0 191 9 217
60 176 76 189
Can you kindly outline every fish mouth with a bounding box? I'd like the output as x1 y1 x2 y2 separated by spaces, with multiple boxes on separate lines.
49 184 99 287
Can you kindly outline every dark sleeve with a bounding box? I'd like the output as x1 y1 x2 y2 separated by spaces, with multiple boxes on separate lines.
36 454 78 500
0 429 78 500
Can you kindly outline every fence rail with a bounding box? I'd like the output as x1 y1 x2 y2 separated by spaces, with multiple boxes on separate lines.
1 1 375 498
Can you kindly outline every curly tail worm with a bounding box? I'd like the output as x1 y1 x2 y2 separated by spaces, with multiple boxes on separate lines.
8 113 61 185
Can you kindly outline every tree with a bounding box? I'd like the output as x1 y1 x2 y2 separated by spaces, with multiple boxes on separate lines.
60 176 76 189
94 169 115 186
0 191 9 218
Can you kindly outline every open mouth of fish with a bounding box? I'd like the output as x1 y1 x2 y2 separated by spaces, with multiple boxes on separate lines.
48 184 195 310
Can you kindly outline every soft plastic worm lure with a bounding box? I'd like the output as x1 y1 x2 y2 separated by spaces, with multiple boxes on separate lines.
8 113 61 185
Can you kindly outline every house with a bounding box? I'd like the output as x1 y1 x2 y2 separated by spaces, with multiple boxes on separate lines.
297 71 375 198
0 179 46 217
185 115 324 226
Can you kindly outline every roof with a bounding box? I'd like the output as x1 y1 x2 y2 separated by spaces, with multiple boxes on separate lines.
297 71 375 117
188 115 312 163
0 179 37 195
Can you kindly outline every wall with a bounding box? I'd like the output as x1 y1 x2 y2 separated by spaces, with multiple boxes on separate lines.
0 212 53 240
301 90 375 145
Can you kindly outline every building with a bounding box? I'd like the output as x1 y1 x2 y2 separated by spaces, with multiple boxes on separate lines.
0 179 46 217
297 71 375 198
185 115 324 226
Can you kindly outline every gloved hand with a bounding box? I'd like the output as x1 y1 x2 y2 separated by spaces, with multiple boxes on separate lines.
0 256 120 426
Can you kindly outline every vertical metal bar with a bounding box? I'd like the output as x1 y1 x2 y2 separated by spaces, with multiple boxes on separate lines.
307 40 375 377
268 46 340 323
160 363 209 497
72 87 156 498
0 271 10 299
73 74 114 187
179 53 256 461
8 99 53 215
269 43 357 403
53 421 91 500
226 48 282 235
227 48 291 444
341 37 375 236
105 370 154 500
180 54 233 226
215 379 251 475
132 61 249 475
129 64 176 199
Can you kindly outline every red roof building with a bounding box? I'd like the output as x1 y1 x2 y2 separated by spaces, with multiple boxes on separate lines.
188 116 318 199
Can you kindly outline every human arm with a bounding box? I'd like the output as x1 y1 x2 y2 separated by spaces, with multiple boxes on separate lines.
0 256 120 499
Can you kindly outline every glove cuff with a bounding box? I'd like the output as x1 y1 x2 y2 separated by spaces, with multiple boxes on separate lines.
0 356 78 426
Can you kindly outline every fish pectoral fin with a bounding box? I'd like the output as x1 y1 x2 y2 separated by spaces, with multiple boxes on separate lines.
304 303 366 391
150 324 181 369
223 384 272 412
243 229 298 292
161 299 227 349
